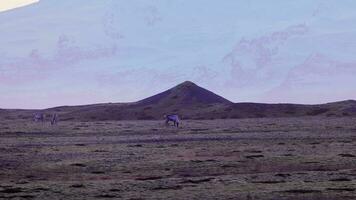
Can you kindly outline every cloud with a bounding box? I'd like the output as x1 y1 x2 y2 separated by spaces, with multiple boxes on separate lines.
55 35 118 64
0 34 118 85
262 53 356 103
221 24 309 88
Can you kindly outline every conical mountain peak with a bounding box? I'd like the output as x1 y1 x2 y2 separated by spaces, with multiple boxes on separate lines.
137 81 231 106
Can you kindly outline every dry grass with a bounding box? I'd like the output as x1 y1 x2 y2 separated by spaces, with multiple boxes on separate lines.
0 117 356 199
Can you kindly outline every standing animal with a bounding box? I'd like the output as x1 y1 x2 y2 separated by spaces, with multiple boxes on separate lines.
165 114 180 127
51 113 59 125
33 113 45 122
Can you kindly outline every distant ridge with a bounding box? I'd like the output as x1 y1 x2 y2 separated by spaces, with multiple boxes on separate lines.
1 81 356 121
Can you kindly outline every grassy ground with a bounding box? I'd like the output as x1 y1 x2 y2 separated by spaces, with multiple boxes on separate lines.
0 117 356 199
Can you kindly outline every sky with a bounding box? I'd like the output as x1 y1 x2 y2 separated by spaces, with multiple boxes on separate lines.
0 0 356 109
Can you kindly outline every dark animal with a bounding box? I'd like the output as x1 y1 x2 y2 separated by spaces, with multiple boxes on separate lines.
51 113 58 125
33 113 45 122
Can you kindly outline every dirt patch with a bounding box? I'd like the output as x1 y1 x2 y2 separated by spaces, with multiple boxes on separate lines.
95 194 120 198
70 163 86 167
0 187 23 193
329 178 351 182
181 178 214 184
252 180 285 184
326 188 355 192
282 189 322 194
152 185 183 190
245 155 264 159
135 176 164 181
338 153 356 158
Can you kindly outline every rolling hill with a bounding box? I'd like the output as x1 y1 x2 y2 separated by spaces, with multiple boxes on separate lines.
1 81 356 121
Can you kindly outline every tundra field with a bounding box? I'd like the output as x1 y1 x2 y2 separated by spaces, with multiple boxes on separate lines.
0 117 356 200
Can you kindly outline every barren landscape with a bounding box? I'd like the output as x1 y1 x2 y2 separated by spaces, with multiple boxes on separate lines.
1 1 356 200
1 117 356 200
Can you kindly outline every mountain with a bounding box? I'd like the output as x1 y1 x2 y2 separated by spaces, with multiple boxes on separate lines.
1 81 356 121
137 81 231 106
46 81 232 121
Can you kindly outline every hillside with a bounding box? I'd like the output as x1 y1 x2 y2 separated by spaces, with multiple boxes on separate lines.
1 82 356 121
137 81 231 106
48 81 232 121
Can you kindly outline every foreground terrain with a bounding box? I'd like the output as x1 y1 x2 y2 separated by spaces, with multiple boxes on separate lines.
0 117 356 199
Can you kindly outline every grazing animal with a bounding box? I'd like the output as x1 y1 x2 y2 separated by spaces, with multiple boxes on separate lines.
165 114 180 127
33 113 45 122
51 113 59 125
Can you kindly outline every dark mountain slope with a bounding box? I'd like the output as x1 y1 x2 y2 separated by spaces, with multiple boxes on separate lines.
137 81 231 106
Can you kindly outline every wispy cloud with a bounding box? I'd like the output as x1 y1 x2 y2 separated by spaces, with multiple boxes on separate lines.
0 34 118 85
222 24 309 88
262 54 356 103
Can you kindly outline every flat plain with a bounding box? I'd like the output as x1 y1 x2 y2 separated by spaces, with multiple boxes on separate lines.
0 117 356 199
